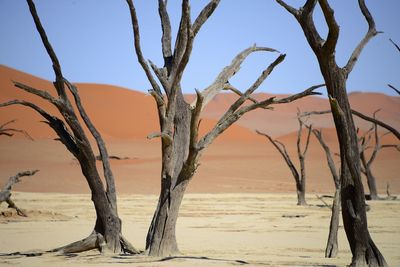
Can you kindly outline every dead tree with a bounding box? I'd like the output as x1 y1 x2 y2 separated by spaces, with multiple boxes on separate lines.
256 114 312 206
0 120 33 140
0 0 137 254
359 111 399 200
127 0 322 256
0 170 39 217
302 109 399 199
276 0 388 265
312 129 340 258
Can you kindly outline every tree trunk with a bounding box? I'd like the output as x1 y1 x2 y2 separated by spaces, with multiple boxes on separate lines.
146 179 189 256
52 153 137 254
146 93 192 257
325 187 341 258
320 62 387 267
365 168 379 200
296 181 307 206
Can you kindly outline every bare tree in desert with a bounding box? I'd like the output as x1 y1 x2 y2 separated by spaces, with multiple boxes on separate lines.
127 0 322 256
0 170 39 217
359 111 399 200
256 113 312 206
0 0 137 254
275 0 388 265
301 109 400 199
312 128 341 258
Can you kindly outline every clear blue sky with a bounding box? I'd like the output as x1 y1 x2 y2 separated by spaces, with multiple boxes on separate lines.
0 1 399 96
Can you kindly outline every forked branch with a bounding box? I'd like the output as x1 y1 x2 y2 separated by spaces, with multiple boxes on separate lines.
344 0 380 76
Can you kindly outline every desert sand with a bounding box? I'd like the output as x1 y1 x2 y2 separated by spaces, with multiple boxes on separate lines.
1 65 400 266
1 192 400 266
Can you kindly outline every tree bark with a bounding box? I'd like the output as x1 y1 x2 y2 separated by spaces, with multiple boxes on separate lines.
275 0 388 265
146 93 192 256
311 128 341 258
325 187 340 258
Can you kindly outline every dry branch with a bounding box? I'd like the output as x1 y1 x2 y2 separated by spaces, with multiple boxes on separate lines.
0 170 39 217
0 119 34 140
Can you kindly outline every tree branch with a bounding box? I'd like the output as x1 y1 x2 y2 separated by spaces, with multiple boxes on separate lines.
387 84 400 95
0 100 79 156
192 0 221 37
300 108 400 140
126 0 162 97
256 130 301 184
158 0 173 65
312 129 340 186
351 109 400 140
0 120 34 141
343 0 379 76
64 80 117 207
194 45 279 109
147 131 173 145
275 0 299 18
389 38 400 53
223 83 273 110
318 0 339 54
26 0 67 100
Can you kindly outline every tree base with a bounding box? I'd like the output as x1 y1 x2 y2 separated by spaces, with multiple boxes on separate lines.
50 231 139 255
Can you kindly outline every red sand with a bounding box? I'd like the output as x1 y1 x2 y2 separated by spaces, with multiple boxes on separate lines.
1 65 399 194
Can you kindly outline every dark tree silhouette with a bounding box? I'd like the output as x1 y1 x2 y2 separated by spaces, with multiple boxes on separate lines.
256 113 312 206
127 0 322 256
0 0 137 254
276 0 388 265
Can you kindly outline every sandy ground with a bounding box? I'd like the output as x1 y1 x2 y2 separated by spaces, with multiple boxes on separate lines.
1 192 399 267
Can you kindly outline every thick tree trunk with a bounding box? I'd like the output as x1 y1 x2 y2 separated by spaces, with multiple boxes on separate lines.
146 93 192 257
320 63 387 267
325 187 341 258
146 179 189 256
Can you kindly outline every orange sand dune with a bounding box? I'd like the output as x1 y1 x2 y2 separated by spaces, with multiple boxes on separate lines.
187 90 400 137
0 65 256 141
1 65 399 195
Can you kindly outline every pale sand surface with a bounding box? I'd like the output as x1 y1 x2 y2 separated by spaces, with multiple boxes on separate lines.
1 192 399 267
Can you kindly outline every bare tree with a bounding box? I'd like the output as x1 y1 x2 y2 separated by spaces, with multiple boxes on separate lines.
276 0 388 265
359 111 399 200
312 128 340 258
0 0 137 254
302 109 399 200
256 113 312 206
0 170 39 217
127 0 322 256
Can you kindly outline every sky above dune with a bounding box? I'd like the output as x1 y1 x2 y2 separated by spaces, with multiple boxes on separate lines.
0 1 399 96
